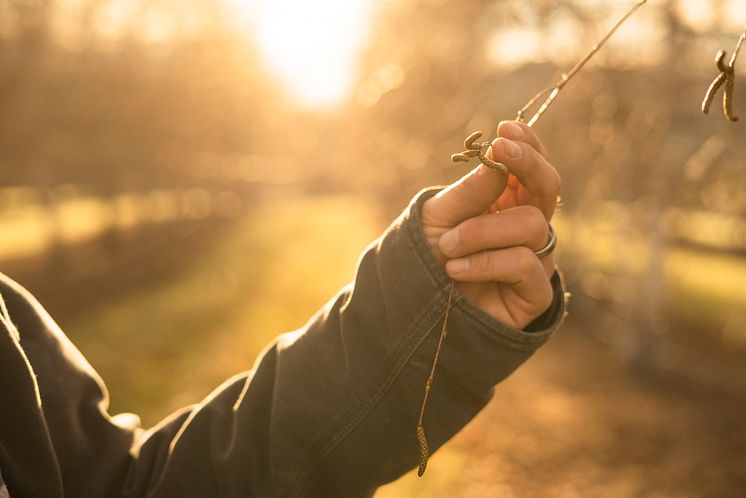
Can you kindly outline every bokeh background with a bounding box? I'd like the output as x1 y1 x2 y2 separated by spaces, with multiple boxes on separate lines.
1 0 745 496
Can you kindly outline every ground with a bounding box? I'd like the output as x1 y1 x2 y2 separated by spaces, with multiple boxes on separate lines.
376 323 746 497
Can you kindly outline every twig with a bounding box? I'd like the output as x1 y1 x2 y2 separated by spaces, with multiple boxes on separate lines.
730 27 746 67
450 0 647 169
702 26 746 122
426 0 647 479
416 281 454 477
517 0 648 127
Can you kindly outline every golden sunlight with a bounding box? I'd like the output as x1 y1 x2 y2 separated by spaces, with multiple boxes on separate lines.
230 0 374 108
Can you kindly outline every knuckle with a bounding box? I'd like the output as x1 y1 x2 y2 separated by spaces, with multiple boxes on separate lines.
513 247 538 275
525 205 546 225
536 137 550 159
536 279 554 311
516 206 548 247
550 168 562 195
533 221 550 250
472 251 495 273
459 218 481 244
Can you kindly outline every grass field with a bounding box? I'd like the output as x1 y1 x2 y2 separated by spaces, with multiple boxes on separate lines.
556 212 746 358
65 192 385 424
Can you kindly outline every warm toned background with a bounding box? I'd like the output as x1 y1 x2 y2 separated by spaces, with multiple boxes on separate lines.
1 1 745 496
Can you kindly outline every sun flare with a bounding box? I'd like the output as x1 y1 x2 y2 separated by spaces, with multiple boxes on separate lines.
229 0 373 109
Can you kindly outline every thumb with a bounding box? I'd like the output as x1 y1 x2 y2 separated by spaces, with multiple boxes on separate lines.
425 154 508 227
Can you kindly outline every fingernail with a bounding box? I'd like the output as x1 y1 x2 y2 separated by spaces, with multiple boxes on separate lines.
447 258 469 274
503 139 522 159
439 229 459 254
500 121 524 139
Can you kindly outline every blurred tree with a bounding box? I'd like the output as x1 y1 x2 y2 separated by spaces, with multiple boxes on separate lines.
0 0 286 193
334 0 746 380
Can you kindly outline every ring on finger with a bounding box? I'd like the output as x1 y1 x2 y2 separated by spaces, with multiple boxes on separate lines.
533 223 557 259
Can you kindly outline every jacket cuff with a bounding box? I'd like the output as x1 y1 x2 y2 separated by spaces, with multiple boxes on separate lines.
405 187 567 344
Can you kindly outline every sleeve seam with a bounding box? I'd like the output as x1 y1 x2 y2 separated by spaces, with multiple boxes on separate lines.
288 285 450 498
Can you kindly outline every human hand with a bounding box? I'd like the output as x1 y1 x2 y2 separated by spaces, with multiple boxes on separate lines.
421 121 561 329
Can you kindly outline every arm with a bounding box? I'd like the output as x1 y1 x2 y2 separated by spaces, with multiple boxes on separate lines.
119 188 565 498
0 123 563 498
121 123 566 497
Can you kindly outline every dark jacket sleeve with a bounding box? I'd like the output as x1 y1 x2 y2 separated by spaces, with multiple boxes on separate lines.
0 276 135 498
0 188 566 498
120 188 567 498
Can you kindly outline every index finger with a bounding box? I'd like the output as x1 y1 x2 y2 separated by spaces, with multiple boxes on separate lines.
497 121 549 159
488 136 561 220
424 122 551 227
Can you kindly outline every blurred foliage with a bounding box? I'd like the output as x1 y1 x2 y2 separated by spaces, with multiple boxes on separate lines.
0 0 743 386
0 0 293 192
338 0 746 370
2 0 745 209
343 0 746 211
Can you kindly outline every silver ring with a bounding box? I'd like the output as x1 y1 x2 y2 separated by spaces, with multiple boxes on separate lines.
534 223 557 259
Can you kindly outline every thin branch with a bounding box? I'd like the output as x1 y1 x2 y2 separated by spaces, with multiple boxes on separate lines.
450 0 646 169
517 0 648 127
416 281 455 477
729 26 746 68
435 1 647 478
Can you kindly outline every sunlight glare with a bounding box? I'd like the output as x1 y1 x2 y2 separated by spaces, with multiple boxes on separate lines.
234 0 373 109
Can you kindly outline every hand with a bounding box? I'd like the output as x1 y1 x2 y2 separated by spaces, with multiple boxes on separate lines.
421 121 561 329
